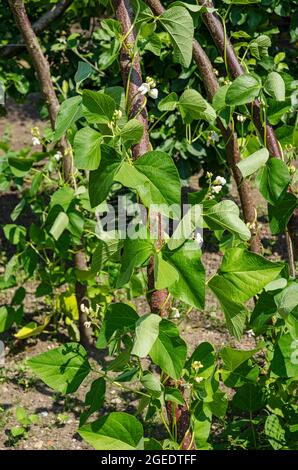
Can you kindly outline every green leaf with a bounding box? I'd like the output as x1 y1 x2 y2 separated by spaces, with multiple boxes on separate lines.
256 159 290 205
54 96 83 141
3 224 26 245
167 204 203 251
149 319 187 379
74 127 101 170
10 198 26 221
96 303 138 349
154 252 179 290
164 388 185 405
49 211 69 240
212 85 230 111
115 151 181 218
89 146 123 208
74 61 92 86
80 378 106 426
264 72 285 102
158 92 178 112
268 193 297 234
27 343 91 394
223 0 261 3
133 151 181 214
159 6 194 67
82 90 116 124
0 306 16 333
208 248 284 338
271 333 298 377
91 239 122 272
78 412 144 450
179 89 216 124
169 2 205 12
222 362 260 388
132 314 162 358
11 427 26 438
187 342 216 378
250 291 277 335
141 372 162 396
193 402 212 449
120 119 144 147
144 438 163 450
268 100 291 125
91 241 110 272
208 391 228 419
221 344 263 372
116 238 154 287
237 148 269 178
274 283 298 318
50 186 75 211
164 241 205 310
204 200 251 241
8 156 35 177
15 317 51 339
265 415 286 450
209 248 284 301
233 383 265 412
225 74 261 106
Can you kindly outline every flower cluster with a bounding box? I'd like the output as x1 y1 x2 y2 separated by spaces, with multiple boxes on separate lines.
54 150 62 162
206 172 227 198
191 360 203 372
194 231 203 246
169 307 180 319
113 109 123 121
31 126 41 146
80 302 103 331
207 131 219 146
138 77 158 99
191 360 204 384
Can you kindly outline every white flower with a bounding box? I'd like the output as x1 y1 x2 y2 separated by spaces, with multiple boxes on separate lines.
146 76 156 88
194 376 204 384
237 114 246 122
195 232 203 246
192 360 203 371
84 321 91 329
138 83 150 95
214 176 227 186
247 329 255 338
32 136 41 146
31 126 40 137
289 165 296 175
113 109 122 120
148 88 158 99
210 131 219 142
212 185 222 194
170 307 180 319
54 151 62 162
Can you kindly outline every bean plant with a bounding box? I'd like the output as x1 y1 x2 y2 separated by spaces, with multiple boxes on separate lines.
0 0 297 450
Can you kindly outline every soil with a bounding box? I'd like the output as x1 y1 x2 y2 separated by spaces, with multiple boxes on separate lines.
0 95 284 450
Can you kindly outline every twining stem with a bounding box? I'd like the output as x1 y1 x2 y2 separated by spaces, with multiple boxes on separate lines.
112 0 170 316
112 0 196 449
8 0 93 348
145 0 261 255
197 0 297 269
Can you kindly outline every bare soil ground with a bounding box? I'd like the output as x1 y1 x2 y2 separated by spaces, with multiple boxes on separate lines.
0 95 285 450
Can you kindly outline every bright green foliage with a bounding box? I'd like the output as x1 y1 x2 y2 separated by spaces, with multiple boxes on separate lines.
2 0 298 452
27 343 91 393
